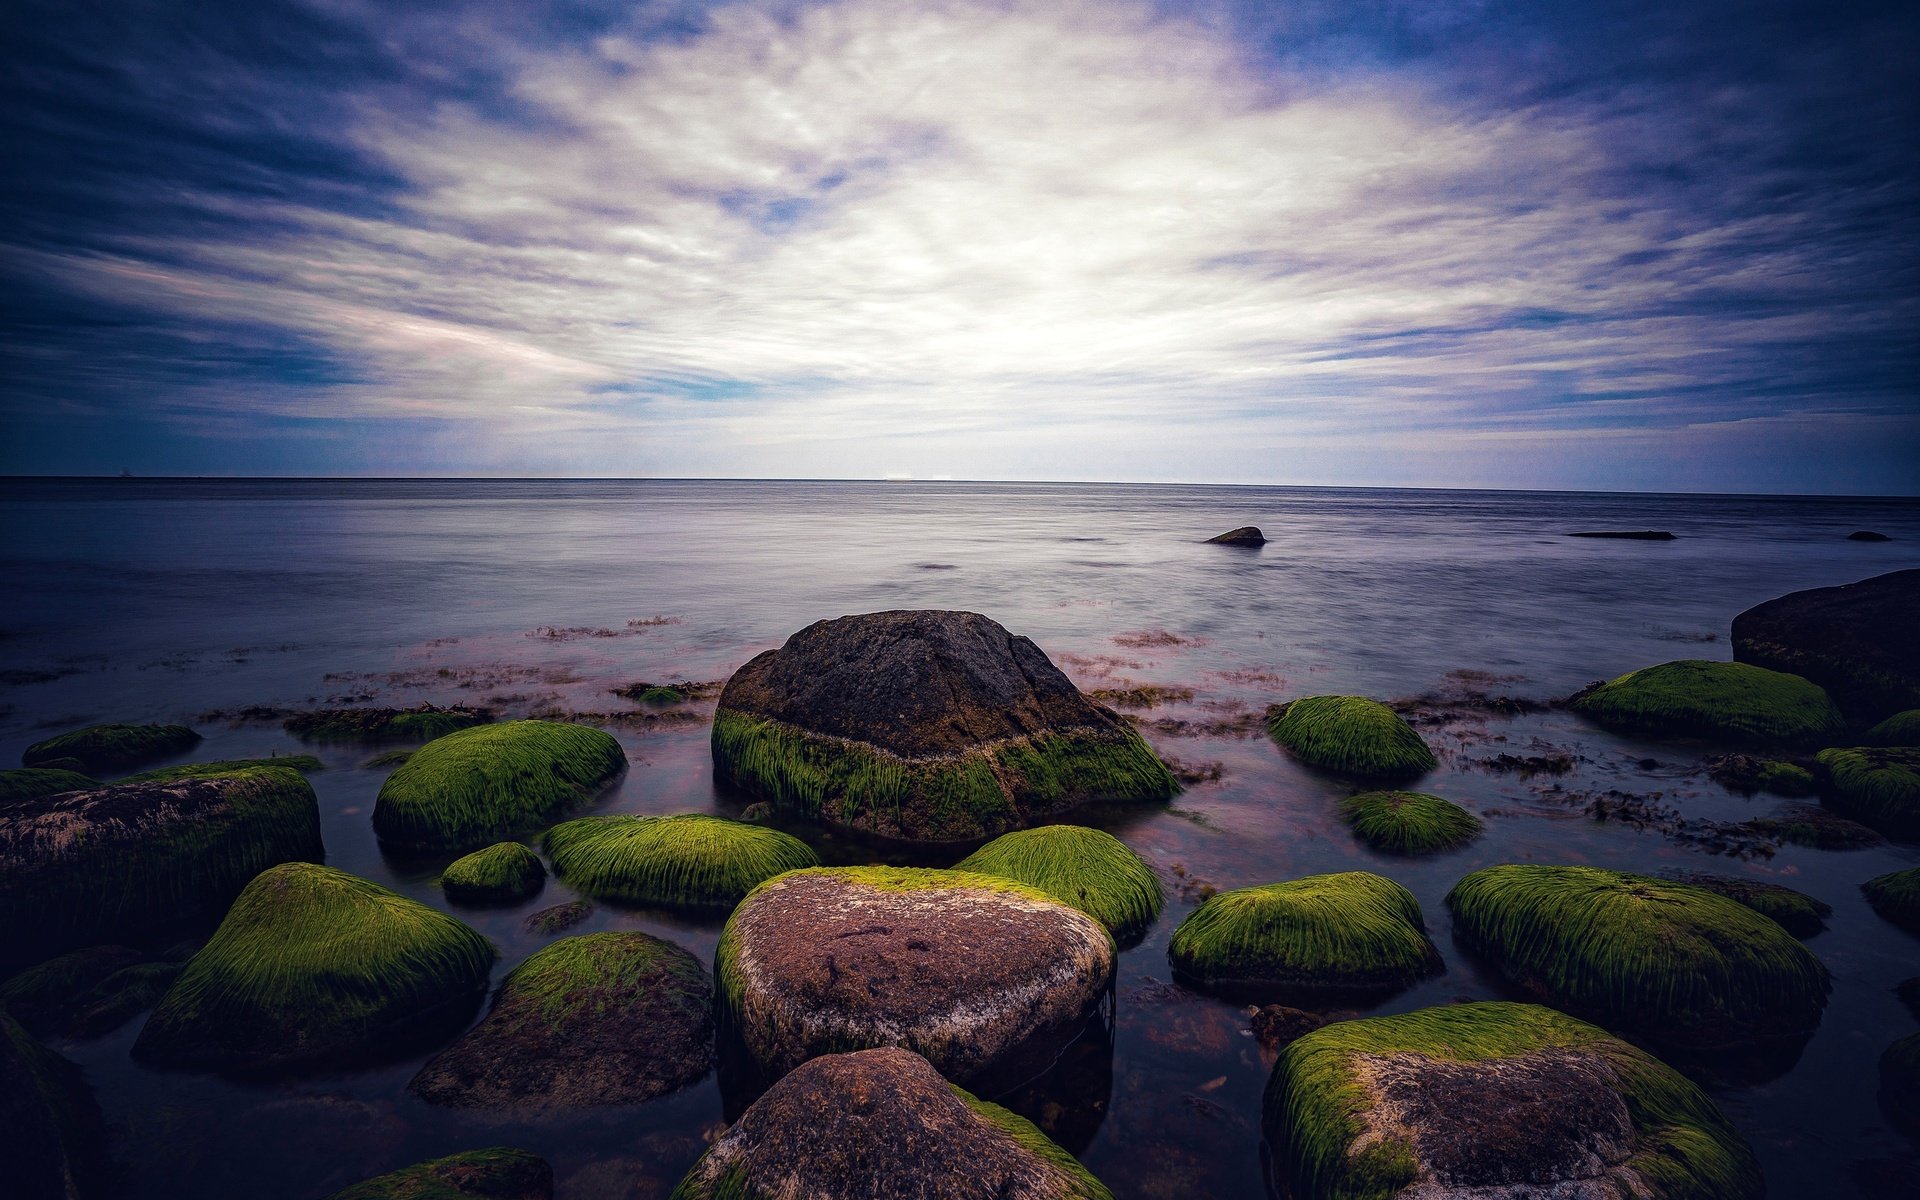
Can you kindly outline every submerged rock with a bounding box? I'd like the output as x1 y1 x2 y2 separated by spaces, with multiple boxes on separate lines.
21 722 201 773
717 866 1113 1086
674 1047 1111 1200
956 825 1164 945
522 901 593 935
1567 530 1675 540
1265 1001 1760 1200
1339 791 1481 854
1266 697 1436 782
1732 569 1920 720
1705 753 1815 796
0 944 184 1038
1205 526 1267 546
1249 1005 1332 1052
1661 872 1831 938
1 1012 111 1200
1745 803 1884 849
327 1148 552 1200
543 813 817 909
441 842 547 905
1816 745 1920 839
373 720 625 853
1569 658 1844 744
712 610 1176 842
1863 867 1920 935
410 932 712 1112
0 768 97 804
285 704 491 742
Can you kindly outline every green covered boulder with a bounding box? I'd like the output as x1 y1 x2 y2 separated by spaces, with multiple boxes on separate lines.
1266 697 1436 782
1866 709 1920 746
441 842 546 904
1446 865 1830 1047
1570 659 1844 744
1 1012 111 1200
0 945 184 1039
1339 791 1481 855
121 755 323 782
1265 1001 1760 1200
373 720 625 853
22 722 201 773
134 862 494 1072
1662 872 1831 939
327 1148 552 1200
0 768 97 804
543 813 817 909
1816 746 1920 839
956 825 1164 944
286 704 491 743
1862 867 1920 934
1168 871 1441 1000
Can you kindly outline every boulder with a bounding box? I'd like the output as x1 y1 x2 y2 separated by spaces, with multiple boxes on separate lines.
1205 526 1266 546
1732 569 1920 720
0 768 96 804
1863 867 1920 935
441 842 547 905
1569 659 1844 744
1 1012 111 1200
285 704 491 742
121 755 322 782
1265 1001 1760 1200
717 866 1113 1087
1744 803 1883 849
1704 754 1815 796
1865 709 1920 745
373 720 625 853
955 825 1164 945
543 813 817 909
1661 872 1831 939
410 932 712 1111
712 610 1176 842
21 722 200 773
1338 791 1481 854
673 1047 1111 1200
1266 697 1436 782
1815 746 1920 838
0 944 185 1038
327 1148 552 1200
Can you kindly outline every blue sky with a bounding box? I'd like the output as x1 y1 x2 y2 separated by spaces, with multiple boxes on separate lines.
2 0 1915 492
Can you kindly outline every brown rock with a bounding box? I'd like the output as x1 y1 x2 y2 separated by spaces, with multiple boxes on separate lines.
1205 526 1267 546
1732 569 1920 720
1250 1005 1331 1051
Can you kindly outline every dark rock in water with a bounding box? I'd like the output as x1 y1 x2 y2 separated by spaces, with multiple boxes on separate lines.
0 768 98 804
1848 530 1893 541
1662 871 1832 938
410 932 712 1111
522 901 593 935
0 1012 112 1200
712 610 1176 842
673 1047 1111 1200
0 944 184 1037
1815 745 1920 839
1896 977 1920 1022
1205 526 1266 546
1863 868 1920 935
1732 569 1920 721
1746 804 1884 850
1568 530 1676 540
1706 753 1815 797
374 720 625 853
1883 1034 1920 1138
21 722 201 773
326 1147 552 1200
283 704 491 743
0 767 323 969
1249 1005 1331 1051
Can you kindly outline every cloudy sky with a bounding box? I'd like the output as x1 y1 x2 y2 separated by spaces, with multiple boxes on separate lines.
3 0 1915 491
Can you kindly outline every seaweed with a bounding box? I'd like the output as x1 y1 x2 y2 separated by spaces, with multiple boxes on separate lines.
1266 697 1436 782
373 720 625 853
956 825 1165 944
1865 709 1920 746
326 1147 552 1200
543 813 817 909
952 1086 1115 1199
1862 868 1920 935
21 722 201 772
285 704 491 743
1569 659 1844 744
120 755 323 782
1339 791 1481 855
1815 746 1920 838
440 843 546 904
0 767 97 803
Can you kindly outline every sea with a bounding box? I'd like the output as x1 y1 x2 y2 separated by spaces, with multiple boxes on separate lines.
2 477 1917 1198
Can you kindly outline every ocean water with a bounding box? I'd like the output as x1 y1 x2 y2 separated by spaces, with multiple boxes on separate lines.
2 477 1918 1198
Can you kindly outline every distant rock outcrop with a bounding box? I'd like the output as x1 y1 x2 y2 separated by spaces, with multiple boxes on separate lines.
1205 526 1266 545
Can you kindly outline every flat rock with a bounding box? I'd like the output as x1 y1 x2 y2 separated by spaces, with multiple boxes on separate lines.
1732 569 1920 720
1566 530 1675 540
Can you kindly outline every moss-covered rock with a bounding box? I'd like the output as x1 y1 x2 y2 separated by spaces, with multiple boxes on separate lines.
0 945 184 1039
327 1148 552 1200
1816 746 1920 839
1866 709 1920 746
1339 791 1481 855
1745 804 1884 849
672 1047 1111 1200
1862 868 1920 935
1266 697 1436 782
1446 865 1830 1048
955 825 1164 945
410 932 712 1111
120 755 323 782
522 901 592 936
1 1012 111 1200
1265 1001 1761 1200
286 704 491 743
718 866 1113 1087
543 813 817 909
0 768 97 804
441 843 546 905
1732 568 1920 721
1168 872 1441 1000
1705 753 1815 797
22 723 201 773
133 863 493 1072
1882 1033 1920 1138
0 766 323 968
712 610 1176 843
1662 872 1831 939
1570 659 1844 744
373 720 625 853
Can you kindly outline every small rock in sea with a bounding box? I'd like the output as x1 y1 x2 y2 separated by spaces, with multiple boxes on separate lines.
325 1148 552 1200
440 842 546 905
523 900 593 935
1706 753 1815 797
373 720 625 853
1249 1004 1331 1051
1567 530 1676 539
1569 659 1844 745
1815 746 1920 839
738 801 776 822
284 703 491 743
956 825 1165 946
1661 871 1831 938
1847 530 1892 541
1267 696 1437 782
21 721 201 773
1205 526 1266 546
543 813 817 909
1863 868 1920 935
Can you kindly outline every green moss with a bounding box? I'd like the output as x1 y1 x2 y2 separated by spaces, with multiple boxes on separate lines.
952 1086 1115 1200
492 932 708 1035
1167 871 1441 997
1339 791 1481 855
285 706 490 743
1445 865 1830 1046
1745 805 1883 849
133 862 494 1071
1866 709 1920 746
1570 659 1844 744
365 749 414 768
120 755 323 782
956 825 1164 944
441 842 546 904
1266 1001 1761 1200
0 767 97 803
636 686 685 706
1862 867 1920 935
22 723 201 772
1663 873 1831 939
373 720 626 853
1266 697 1436 782
327 1147 552 1200
543 813 817 909
1753 760 1815 794
1815 746 1920 838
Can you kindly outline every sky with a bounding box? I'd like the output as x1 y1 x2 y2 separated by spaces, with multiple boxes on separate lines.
2 0 1916 492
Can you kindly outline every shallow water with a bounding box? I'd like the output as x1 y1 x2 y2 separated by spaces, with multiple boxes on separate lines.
2 478 1918 1198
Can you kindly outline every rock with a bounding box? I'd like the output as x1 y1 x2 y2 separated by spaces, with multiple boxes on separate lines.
0 944 185 1038
955 825 1164 945
1249 1005 1330 1051
1568 659 1844 744
410 932 712 1111
441 843 546 905
0 768 97 804
134 862 493 1073
1338 791 1481 854
1168 871 1441 1001
1848 530 1893 541
1266 697 1436 782
1732 569 1920 720
1898 976 1920 1022
1745 803 1884 849
1567 530 1676 539
1866 709 1920 745
522 901 593 935
285 704 491 742
1863 868 1920 935
717 866 1113 1087
326 1148 552 1200
1205 526 1266 546
120 755 323 782
0 766 322 968
1705 753 1815 796
1 1012 111 1200
1661 872 1831 938
712 610 1176 842
1883 1034 1920 1138
542 813 817 909
373 720 625 853
674 1047 1111 1200
1265 1001 1760 1200
1816 746 1920 838
1446 865 1830 1048
21 722 201 773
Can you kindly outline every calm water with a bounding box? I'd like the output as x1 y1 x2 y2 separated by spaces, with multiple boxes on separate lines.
2 478 1918 1199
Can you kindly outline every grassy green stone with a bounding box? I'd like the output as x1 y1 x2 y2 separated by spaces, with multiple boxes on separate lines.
957 825 1164 944
1570 659 1843 744
544 813 818 909
22 722 201 772
1266 697 1436 781
1815 746 1920 838
441 842 546 904
373 720 625 853
1863 867 1920 934
1339 791 1481 854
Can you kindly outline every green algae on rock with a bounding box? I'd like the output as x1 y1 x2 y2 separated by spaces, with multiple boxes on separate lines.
1862 867 1920 935
1815 745 1920 839
0 945 185 1039
1265 697 1436 782
671 1047 1112 1200
1745 803 1884 850
1865 709 1920 745
134 862 494 1073
1732 568 1920 721
21 722 201 773
543 813 817 909
1168 871 1441 1000
711 610 1176 843
1446 865 1830 1048
0 766 323 968
1569 659 1844 744
955 825 1164 944
441 842 546 905
1662 872 1832 939
1 1011 112 1200
285 704 491 743
0 767 97 803
1338 791 1481 855
410 932 713 1111
1705 753 1815 797
1265 1001 1761 1200
373 720 625 853
121 754 323 782
327 1147 553 1200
